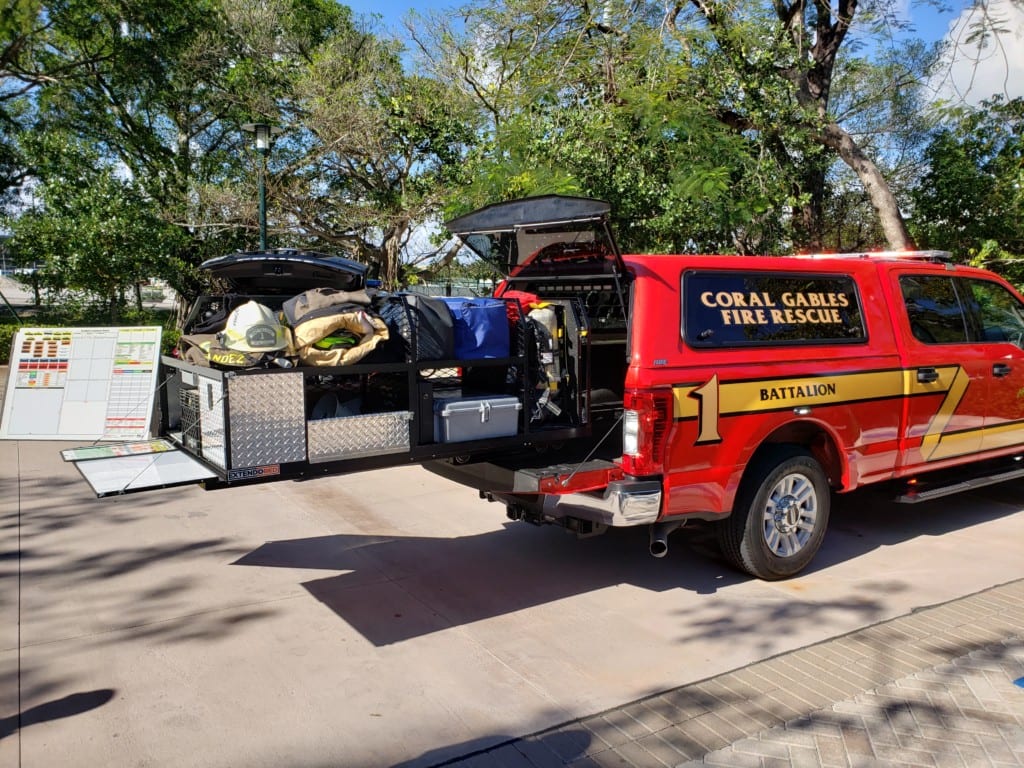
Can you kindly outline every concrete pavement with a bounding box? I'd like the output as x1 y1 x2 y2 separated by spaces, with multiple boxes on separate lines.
435 581 1024 767
2 421 1024 766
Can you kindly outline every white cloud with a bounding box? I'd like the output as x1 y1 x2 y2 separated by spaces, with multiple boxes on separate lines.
931 0 1024 105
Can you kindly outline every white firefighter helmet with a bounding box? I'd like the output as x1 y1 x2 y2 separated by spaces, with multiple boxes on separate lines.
220 301 288 353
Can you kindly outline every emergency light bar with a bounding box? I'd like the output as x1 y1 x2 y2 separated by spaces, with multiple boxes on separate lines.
795 250 953 262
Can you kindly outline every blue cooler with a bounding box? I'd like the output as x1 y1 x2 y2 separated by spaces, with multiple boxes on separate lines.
442 297 510 359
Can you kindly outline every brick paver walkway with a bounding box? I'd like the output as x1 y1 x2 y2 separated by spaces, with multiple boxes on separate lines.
435 580 1024 768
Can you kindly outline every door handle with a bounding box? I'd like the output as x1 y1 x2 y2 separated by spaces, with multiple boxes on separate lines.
993 363 1012 378
917 368 939 384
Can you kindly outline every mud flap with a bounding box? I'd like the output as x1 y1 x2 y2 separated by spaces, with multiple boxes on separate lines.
62 439 216 497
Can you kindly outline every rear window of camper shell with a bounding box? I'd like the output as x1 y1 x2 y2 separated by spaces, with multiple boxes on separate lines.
682 271 866 347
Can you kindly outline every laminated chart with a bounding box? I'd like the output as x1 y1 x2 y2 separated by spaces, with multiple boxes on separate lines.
0 326 162 440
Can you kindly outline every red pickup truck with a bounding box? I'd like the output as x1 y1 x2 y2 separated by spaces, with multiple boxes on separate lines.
434 195 1024 579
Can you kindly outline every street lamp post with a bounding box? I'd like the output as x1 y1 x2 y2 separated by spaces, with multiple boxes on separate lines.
241 122 281 250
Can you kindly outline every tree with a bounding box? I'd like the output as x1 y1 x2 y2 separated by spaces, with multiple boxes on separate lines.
666 0 925 250
5 136 184 322
7 0 473 294
279 29 478 287
911 97 1024 257
1 0 62 200
3 0 246 298
410 2 801 254
412 0 947 254
818 37 941 250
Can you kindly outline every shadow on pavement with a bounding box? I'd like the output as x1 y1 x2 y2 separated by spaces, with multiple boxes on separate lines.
233 481 1024 647
0 689 115 740
393 636 1023 768
234 523 736 645
391 727 593 768
816 481 1024 572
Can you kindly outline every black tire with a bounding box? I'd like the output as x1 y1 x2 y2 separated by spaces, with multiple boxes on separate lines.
717 446 830 580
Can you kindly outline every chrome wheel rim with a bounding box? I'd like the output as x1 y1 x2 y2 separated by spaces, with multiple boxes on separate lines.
761 471 818 557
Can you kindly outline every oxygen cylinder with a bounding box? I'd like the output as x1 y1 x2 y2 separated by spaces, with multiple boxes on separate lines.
528 304 563 418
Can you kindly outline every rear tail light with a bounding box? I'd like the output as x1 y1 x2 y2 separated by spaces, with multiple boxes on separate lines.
621 389 672 476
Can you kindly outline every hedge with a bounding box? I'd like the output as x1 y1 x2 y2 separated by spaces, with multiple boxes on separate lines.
0 323 180 366
0 324 15 366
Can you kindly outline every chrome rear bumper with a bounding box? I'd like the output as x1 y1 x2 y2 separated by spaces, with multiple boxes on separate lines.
541 479 663 526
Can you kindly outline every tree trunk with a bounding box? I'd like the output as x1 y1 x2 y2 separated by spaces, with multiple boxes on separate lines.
821 122 914 251
793 165 826 251
381 219 411 290
379 239 399 290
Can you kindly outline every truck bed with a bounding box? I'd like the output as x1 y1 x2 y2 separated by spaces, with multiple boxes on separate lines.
155 290 627 488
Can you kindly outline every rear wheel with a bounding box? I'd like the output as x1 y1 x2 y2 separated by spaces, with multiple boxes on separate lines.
717 446 830 580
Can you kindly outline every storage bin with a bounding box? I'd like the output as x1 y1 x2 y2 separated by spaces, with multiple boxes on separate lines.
442 297 510 359
433 395 521 443
406 294 455 360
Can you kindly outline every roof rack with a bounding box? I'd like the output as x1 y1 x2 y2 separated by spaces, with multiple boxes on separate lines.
794 250 953 263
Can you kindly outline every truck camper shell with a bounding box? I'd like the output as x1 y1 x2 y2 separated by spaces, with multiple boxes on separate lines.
447 195 626 280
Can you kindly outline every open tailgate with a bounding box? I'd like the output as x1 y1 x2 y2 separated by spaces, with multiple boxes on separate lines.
62 439 216 497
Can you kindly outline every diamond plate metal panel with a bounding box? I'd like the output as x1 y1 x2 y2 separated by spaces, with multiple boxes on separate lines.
308 411 412 464
227 372 306 467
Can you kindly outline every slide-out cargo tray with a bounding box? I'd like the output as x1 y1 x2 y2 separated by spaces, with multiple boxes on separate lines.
62 439 217 497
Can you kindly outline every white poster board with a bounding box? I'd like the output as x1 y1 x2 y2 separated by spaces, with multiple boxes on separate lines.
0 326 162 441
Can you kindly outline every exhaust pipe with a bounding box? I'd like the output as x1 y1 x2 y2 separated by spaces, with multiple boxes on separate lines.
648 521 683 558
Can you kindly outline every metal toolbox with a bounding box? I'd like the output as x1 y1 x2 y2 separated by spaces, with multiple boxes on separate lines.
433 395 522 443
172 367 416 468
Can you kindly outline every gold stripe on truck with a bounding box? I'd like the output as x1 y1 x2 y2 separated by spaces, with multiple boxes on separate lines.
673 367 959 420
670 365 989 461
918 366 971 460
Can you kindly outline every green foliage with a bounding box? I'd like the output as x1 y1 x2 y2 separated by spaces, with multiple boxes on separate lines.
0 323 16 365
0 0 39 42
419 0 935 254
159 325 181 357
422 5 794 254
284 30 478 286
967 241 1024 291
2 0 465 293
0 0 1016 300
5 135 186 322
0 317 178 364
911 98 1024 257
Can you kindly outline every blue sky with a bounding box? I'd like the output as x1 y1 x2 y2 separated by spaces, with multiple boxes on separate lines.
340 1 1022 104
343 0 446 31
343 1 961 42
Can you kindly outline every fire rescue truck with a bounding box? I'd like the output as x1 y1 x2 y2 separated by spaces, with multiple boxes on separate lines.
63 195 1024 580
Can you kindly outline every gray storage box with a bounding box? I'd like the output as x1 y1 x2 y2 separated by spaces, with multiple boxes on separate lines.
434 395 521 443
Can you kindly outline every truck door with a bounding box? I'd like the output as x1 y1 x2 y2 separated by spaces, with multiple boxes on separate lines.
896 273 988 467
961 277 1024 453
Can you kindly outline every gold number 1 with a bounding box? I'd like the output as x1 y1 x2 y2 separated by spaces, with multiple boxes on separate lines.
691 374 721 444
